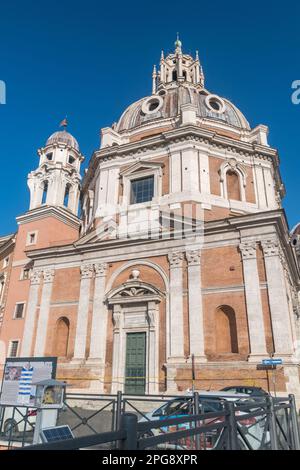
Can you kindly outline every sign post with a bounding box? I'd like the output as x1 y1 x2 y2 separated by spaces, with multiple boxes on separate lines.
259 359 283 397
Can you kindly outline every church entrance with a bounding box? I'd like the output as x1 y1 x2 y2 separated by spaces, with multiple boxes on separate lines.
106 278 162 394
125 332 146 394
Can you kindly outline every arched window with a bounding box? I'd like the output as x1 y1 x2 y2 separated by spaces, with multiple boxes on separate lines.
226 170 241 201
63 184 71 208
41 181 48 205
54 317 70 357
215 305 238 354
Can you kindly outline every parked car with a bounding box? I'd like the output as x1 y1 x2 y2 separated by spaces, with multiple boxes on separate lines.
139 391 267 450
220 386 269 398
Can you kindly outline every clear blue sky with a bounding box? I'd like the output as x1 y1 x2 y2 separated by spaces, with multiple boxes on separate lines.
0 0 299 235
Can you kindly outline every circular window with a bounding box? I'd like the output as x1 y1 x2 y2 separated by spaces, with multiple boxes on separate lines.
205 94 226 114
141 95 163 115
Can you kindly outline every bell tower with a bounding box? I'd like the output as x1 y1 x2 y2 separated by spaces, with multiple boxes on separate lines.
154 35 205 92
27 127 84 215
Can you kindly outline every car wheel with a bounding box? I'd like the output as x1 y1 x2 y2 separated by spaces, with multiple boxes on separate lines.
3 419 19 438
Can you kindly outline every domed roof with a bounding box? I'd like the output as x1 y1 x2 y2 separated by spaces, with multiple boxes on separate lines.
116 85 250 133
46 130 80 151
291 223 300 236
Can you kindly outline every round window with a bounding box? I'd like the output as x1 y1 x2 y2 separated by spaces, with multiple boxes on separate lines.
141 95 164 115
205 94 226 114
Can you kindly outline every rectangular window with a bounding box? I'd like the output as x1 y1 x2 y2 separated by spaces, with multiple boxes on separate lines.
130 176 154 204
22 269 30 280
9 341 19 357
26 231 37 246
14 303 25 319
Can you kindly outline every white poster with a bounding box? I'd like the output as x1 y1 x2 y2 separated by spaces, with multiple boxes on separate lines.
0 357 57 406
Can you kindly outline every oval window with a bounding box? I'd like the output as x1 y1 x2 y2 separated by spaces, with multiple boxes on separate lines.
141 95 164 115
205 94 226 114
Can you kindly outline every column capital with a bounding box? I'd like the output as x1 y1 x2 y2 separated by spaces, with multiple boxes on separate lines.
168 251 184 268
43 269 55 283
186 249 201 266
261 238 280 257
80 263 94 279
30 269 43 285
94 262 108 277
239 242 257 260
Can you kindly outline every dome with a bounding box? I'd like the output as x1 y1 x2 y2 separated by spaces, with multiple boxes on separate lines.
46 130 80 151
116 85 250 133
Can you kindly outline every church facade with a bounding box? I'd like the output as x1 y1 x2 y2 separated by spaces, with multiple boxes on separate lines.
1 39 300 397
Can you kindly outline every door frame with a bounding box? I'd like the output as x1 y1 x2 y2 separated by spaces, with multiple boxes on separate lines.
110 300 160 394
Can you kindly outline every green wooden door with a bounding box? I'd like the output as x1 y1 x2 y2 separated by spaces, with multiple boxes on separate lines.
125 332 146 395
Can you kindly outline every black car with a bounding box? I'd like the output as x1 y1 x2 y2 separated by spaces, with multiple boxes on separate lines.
220 386 269 397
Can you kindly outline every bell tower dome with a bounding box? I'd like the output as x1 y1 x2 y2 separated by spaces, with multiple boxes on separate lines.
27 125 84 215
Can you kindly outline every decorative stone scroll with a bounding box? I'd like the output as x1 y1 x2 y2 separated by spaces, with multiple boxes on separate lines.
80 263 94 279
186 250 201 266
239 242 257 260
168 252 184 268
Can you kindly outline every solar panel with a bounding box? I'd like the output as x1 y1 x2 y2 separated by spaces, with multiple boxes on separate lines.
40 425 74 443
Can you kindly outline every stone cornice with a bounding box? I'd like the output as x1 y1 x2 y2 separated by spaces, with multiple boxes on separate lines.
82 126 279 191
0 234 15 256
16 206 81 230
23 208 299 288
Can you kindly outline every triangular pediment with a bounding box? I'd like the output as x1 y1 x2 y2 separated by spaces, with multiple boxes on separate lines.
120 160 164 177
75 219 118 246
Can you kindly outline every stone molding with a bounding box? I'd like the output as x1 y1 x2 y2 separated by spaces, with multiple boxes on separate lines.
30 269 43 285
186 250 201 266
94 262 108 277
168 251 184 268
80 263 94 279
239 242 257 260
43 269 55 283
261 238 280 257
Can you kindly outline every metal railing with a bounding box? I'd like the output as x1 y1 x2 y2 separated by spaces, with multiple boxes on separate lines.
17 393 300 451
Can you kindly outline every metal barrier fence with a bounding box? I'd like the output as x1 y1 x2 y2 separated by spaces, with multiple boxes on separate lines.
0 392 182 448
8 393 300 451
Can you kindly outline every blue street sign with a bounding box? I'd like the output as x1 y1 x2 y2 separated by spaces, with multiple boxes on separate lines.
262 358 283 365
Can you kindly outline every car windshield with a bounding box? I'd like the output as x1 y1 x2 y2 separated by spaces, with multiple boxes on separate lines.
200 399 224 413
154 397 225 417
163 400 192 416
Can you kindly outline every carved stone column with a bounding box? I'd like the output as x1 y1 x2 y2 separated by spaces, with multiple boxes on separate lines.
73 263 94 362
186 250 206 361
111 304 123 394
147 301 159 394
34 269 55 356
20 269 42 356
261 238 293 357
88 262 108 365
168 252 185 360
239 242 268 360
